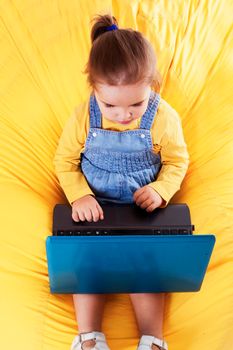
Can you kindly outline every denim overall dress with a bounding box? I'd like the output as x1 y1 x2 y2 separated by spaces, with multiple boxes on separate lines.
80 90 162 203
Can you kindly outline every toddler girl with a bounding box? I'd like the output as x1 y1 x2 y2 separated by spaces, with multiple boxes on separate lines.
54 14 189 350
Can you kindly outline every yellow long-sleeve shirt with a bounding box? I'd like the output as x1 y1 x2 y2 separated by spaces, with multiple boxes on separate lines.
54 96 189 206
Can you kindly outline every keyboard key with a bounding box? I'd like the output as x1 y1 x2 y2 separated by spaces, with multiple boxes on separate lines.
101 230 109 235
74 231 82 235
154 229 162 235
178 229 189 234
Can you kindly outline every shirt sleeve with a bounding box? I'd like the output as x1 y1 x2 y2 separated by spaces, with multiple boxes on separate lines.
148 102 190 207
53 103 95 204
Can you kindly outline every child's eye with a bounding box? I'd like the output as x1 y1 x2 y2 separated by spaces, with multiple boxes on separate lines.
105 103 142 108
105 104 114 108
133 103 143 107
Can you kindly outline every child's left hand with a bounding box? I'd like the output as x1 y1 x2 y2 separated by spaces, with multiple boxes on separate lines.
133 185 165 212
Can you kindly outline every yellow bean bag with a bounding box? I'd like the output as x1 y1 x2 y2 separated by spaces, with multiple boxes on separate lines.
1 1 232 349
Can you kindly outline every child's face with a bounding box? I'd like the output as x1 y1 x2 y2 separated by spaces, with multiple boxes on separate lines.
94 81 151 125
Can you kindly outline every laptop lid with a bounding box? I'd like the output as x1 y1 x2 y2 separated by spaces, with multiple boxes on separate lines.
53 203 195 236
46 234 215 293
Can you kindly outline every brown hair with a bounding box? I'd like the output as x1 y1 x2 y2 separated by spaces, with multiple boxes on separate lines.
84 14 162 92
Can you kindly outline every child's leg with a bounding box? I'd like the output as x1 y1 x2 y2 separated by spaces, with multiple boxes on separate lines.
73 294 106 349
129 293 165 350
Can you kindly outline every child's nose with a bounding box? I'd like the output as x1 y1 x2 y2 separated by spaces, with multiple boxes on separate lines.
118 110 132 120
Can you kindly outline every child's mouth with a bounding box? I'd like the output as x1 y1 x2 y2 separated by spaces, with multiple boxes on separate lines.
118 120 132 124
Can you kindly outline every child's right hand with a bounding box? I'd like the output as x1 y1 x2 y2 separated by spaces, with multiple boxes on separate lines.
71 195 104 222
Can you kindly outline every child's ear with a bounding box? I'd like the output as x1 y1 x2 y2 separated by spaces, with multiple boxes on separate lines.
151 73 162 93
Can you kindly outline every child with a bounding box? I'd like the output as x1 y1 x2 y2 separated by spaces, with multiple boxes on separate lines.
54 14 189 350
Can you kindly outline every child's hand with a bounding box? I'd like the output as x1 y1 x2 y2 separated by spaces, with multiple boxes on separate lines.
71 195 104 222
133 185 165 212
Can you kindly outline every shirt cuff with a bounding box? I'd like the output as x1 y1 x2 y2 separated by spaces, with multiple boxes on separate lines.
148 182 172 208
66 187 95 205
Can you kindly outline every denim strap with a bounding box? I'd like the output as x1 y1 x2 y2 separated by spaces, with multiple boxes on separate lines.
139 92 160 130
89 94 102 128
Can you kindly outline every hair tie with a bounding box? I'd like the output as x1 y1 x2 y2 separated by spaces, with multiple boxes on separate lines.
106 24 118 31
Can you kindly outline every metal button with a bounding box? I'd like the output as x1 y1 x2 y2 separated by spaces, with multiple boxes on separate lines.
141 133 145 138
92 132 97 137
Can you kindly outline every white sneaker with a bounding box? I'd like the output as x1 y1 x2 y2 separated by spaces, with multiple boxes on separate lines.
136 335 168 350
70 331 110 350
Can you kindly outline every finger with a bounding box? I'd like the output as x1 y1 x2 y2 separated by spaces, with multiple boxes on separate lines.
84 207 93 222
78 210 86 222
97 204 104 220
140 198 153 210
91 205 101 222
135 191 149 206
146 202 158 212
72 210 79 222
133 187 144 201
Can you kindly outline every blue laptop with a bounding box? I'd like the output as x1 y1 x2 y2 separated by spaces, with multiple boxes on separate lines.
46 203 215 294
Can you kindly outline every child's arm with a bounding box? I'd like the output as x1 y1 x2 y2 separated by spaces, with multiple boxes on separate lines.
133 105 189 211
53 104 94 205
148 102 189 207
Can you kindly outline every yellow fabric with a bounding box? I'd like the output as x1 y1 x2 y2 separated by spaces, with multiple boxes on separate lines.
53 97 189 205
0 1 233 350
